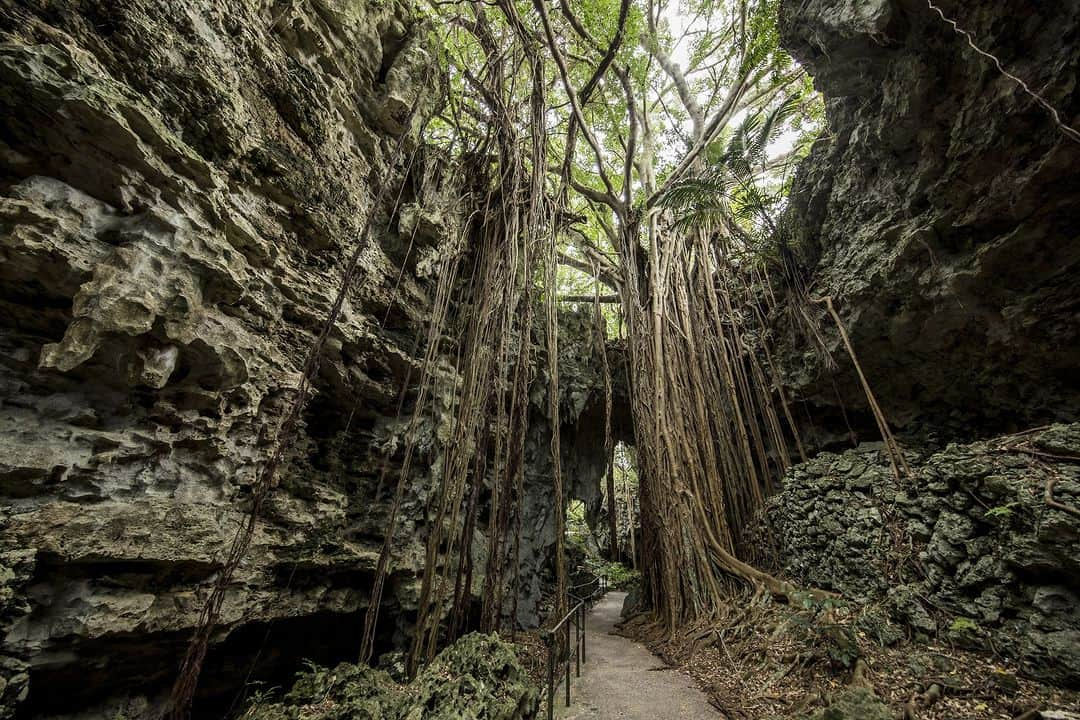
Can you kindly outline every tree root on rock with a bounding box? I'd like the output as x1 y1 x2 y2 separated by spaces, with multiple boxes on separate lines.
850 658 875 692
990 434 1080 519
902 682 942 719
707 541 838 607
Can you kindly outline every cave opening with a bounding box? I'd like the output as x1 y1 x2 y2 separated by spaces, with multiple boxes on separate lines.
564 440 640 577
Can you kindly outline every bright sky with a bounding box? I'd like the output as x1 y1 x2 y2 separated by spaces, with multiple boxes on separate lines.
660 0 801 164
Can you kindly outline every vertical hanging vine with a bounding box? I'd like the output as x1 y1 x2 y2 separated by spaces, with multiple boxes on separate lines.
593 265 618 560
167 98 426 719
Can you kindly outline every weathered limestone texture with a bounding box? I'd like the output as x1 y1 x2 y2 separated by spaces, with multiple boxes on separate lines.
768 424 1080 686
777 0 1080 441
515 309 632 627
0 0 455 716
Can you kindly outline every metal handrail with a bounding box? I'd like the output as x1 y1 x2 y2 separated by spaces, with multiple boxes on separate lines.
568 575 607 605
541 573 609 719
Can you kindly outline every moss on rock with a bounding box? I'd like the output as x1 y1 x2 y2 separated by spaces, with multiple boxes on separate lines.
243 662 404 720
406 633 539 719
244 633 539 720
805 689 892 720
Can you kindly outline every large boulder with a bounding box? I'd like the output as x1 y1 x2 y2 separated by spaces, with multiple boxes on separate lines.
804 689 892 720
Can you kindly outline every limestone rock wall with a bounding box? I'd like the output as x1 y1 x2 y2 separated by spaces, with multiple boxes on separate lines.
771 0 1080 689
767 424 1080 686
514 309 632 626
0 0 458 717
776 0 1080 442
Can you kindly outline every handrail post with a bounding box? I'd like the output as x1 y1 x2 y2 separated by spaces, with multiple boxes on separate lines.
575 605 581 678
544 631 554 720
562 617 569 707
581 602 587 664
564 618 571 707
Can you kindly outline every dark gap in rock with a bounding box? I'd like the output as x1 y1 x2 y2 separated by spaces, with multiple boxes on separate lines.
30 552 223 588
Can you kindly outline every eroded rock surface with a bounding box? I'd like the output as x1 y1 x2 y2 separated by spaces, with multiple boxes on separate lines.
776 0 1080 441
769 0 1080 694
0 0 461 716
768 424 1080 686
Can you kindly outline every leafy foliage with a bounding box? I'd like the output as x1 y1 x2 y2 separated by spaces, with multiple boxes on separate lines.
657 86 818 265
587 559 641 589
424 0 823 278
984 501 1019 520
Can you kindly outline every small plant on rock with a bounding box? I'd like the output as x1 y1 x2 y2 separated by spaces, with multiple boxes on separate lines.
984 502 1019 521
947 616 984 647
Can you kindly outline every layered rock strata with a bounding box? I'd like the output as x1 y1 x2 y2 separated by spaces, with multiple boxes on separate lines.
0 0 456 716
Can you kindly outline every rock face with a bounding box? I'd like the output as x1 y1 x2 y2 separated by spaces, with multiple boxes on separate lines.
776 0 1080 442
767 424 1080 686
515 310 632 626
769 0 1080 693
0 3 626 715
0 0 472 717
771 0 1080 689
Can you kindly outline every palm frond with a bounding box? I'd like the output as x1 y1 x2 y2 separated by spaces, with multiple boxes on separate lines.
656 174 738 212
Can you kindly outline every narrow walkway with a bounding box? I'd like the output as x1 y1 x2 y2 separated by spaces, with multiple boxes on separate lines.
556 592 719 719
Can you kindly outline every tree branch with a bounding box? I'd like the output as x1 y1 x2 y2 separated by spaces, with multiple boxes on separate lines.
645 39 705 139
615 65 638 207
559 294 620 303
646 63 756 207
530 0 620 206
557 251 619 289
567 173 620 209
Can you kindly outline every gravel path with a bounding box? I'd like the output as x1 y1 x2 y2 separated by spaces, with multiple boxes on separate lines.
554 592 720 719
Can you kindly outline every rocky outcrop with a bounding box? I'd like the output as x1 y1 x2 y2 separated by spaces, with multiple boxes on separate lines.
515 309 632 626
803 688 892 720
0 0 462 716
243 632 539 720
767 424 1080 686
777 0 1080 442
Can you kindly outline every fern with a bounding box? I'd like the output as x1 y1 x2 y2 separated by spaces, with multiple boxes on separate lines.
656 92 805 265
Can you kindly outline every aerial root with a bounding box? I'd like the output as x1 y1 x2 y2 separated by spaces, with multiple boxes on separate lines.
708 541 837 606
850 658 874 692
990 435 1080 519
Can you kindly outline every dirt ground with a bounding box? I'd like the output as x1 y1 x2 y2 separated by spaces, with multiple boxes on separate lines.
619 592 1080 719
